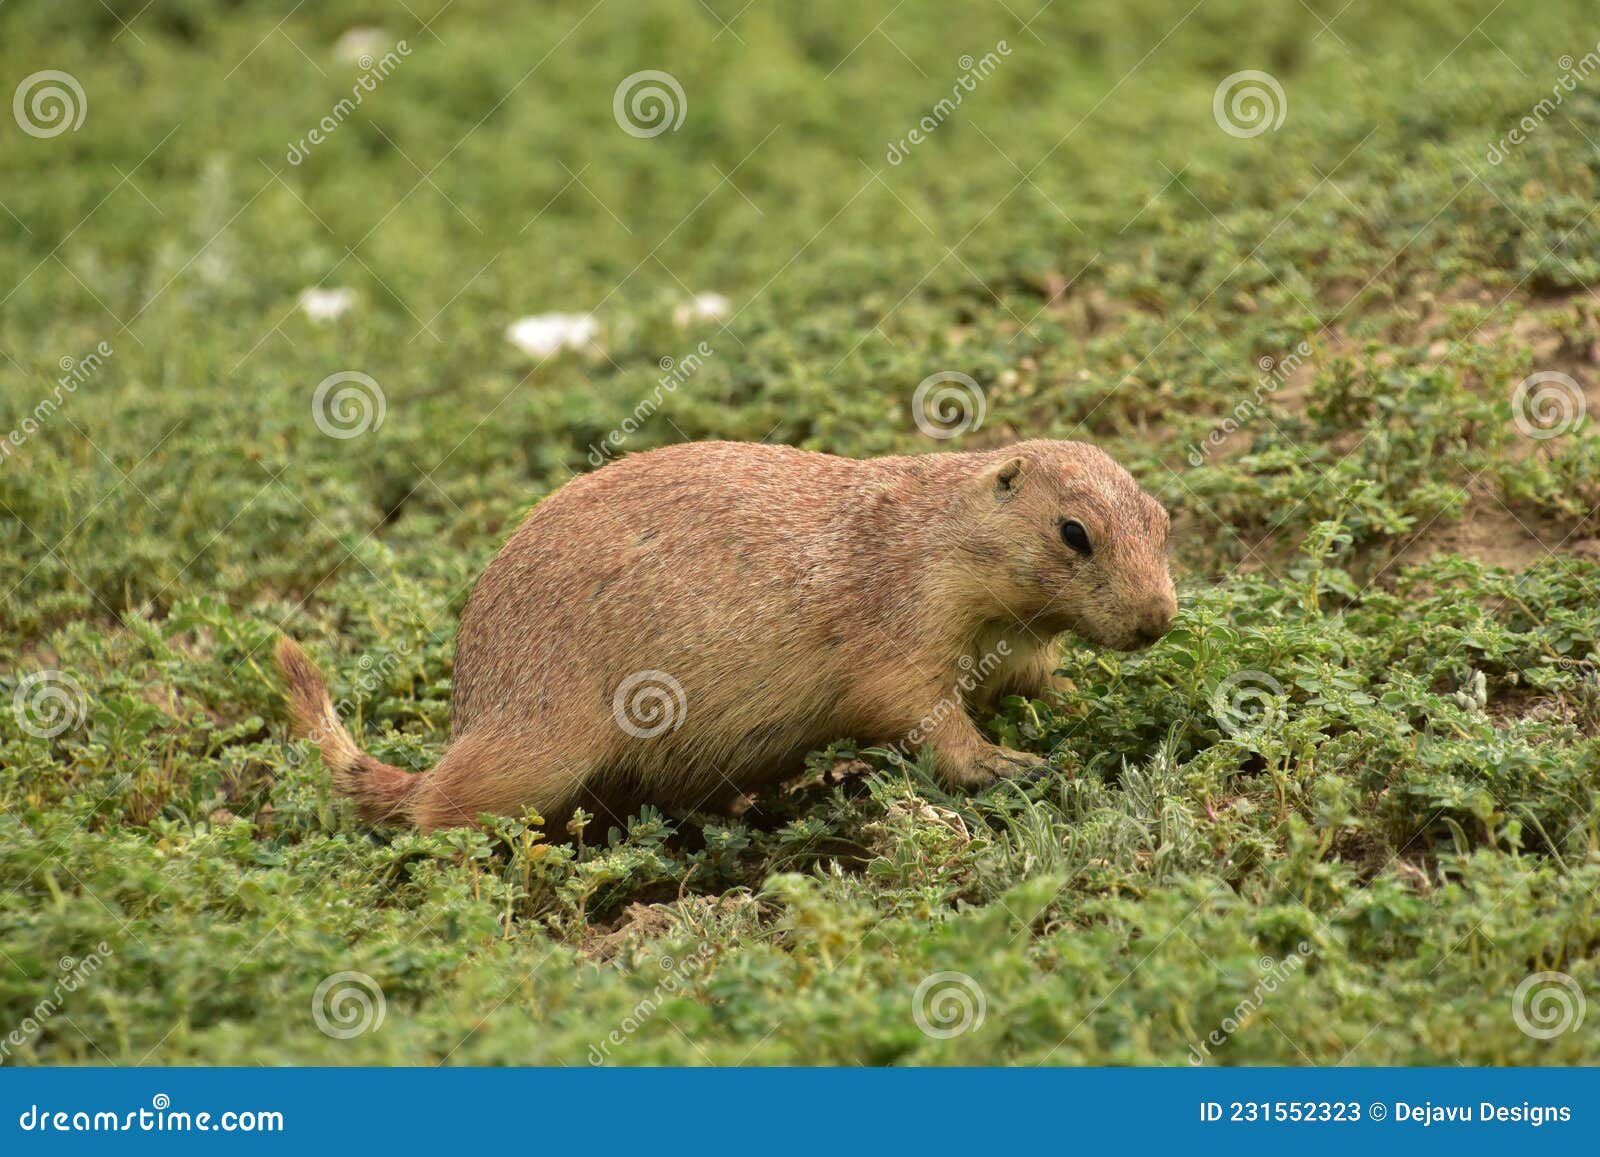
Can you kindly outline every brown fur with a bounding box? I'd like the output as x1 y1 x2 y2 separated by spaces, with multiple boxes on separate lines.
277 439 1175 832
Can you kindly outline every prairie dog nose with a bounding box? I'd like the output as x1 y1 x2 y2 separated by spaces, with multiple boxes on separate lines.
1135 594 1177 645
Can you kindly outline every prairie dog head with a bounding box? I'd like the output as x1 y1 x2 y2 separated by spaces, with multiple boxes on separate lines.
963 441 1176 651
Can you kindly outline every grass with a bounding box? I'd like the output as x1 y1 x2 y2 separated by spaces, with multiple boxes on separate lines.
3 0 1600 1065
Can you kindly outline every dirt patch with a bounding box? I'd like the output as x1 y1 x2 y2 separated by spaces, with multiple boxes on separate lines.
582 901 683 961
1400 287 1600 569
1300 287 1600 572
1391 479 1587 573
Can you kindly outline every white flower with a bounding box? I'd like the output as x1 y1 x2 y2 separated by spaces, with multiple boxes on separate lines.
298 287 356 323
672 292 730 328
505 313 600 358
334 27 390 64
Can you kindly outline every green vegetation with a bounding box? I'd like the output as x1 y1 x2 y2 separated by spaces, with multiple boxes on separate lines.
3 0 1600 1064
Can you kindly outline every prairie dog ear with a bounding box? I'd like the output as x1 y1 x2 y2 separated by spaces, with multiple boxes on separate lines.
982 455 1029 501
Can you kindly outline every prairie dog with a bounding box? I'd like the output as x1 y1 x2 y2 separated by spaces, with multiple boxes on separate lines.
278 439 1175 832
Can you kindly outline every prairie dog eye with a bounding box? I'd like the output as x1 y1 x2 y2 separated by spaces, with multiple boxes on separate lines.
1059 519 1092 556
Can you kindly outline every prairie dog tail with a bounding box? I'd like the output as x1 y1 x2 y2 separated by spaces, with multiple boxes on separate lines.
275 637 419 825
